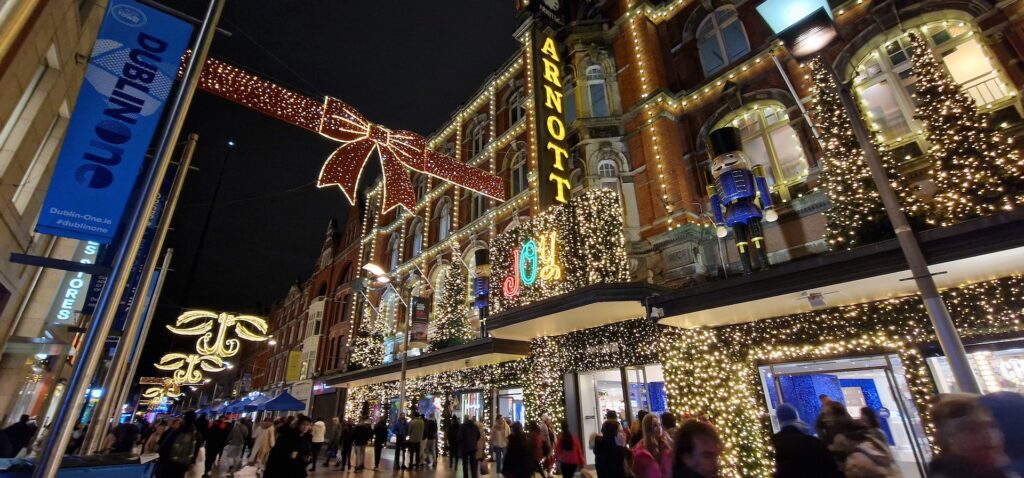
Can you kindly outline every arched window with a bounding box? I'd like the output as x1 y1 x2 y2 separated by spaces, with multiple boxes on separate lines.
697 6 750 76
470 193 486 221
509 146 528 196
597 160 620 192
435 198 452 241
408 218 424 257
507 86 526 125
413 174 427 202
441 142 457 158
387 233 401 271
714 101 809 198
570 167 584 198
852 19 1017 159
586 65 609 117
469 120 487 158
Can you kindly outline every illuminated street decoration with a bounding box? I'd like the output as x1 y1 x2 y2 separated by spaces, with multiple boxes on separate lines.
492 189 628 310
141 378 182 407
166 310 269 358
154 352 225 385
180 55 506 213
502 232 562 299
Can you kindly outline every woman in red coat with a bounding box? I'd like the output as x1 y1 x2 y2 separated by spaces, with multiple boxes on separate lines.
553 420 586 478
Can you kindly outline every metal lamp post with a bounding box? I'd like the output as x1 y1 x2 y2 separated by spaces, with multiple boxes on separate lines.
755 3 980 393
360 264 415 415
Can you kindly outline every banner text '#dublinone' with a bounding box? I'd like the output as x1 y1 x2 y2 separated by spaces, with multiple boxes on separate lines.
77 33 170 189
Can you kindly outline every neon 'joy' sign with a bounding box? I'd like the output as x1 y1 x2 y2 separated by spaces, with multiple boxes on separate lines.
502 231 562 298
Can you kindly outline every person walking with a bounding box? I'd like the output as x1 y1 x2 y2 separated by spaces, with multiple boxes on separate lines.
156 411 200 478
3 415 32 458
475 416 488 475
392 412 410 470
490 414 511 474
202 418 229 477
144 422 169 454
672 420 723 478
250 420 275 470
928 394 1012 478
458 415 482 478
265 416 314 477
408 412 425 469
554 420 585 478
221 419 249 475
339 418 355 469
240 417 254 460
527 421 547 477
372 416 388 471
324 416 341 467
503 422 538 478
447 415 462 470
632 414 672 478
310 417 326 471
771 403 841 478
353 415 372 471
593 419 628 478
424 413 439 468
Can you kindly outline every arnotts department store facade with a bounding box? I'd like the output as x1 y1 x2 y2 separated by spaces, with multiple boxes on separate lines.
249 1 1024 476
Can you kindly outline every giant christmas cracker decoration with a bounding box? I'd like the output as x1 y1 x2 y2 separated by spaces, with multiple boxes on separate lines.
181 56 506 212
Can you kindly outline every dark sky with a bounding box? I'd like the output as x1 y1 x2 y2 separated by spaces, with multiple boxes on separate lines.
136 1 519 379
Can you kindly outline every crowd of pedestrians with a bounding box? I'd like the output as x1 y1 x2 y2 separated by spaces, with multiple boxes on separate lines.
0 388 1018 478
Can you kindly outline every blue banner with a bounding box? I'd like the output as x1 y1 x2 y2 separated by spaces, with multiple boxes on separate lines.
35 0 192 243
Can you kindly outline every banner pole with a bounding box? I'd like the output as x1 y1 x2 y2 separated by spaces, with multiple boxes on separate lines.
81 134 196 454
33 1 224 475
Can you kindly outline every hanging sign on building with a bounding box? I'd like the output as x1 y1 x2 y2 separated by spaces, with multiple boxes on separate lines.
35 0 192 243
491 189 629 312
410 297 431 344
531 29 572 211
46 240 101 323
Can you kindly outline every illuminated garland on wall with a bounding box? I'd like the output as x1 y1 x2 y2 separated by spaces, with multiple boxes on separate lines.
526 319 662 426
907 33 1024 226
658 275 1024 477
490 189 629 312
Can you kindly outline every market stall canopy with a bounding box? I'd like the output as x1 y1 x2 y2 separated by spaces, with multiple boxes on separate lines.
223 396 258 413
243 395 271 412
260 392 305 411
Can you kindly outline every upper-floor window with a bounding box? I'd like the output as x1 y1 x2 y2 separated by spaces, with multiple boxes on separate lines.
436 198 452 241
585 65 609 117
469 120 486 158
714 101 809 199
413 174 427 202
852 19 1017 159
470 193 486 221
509 146 528 196
570 166 584 199
507 86 526 125
697 6 750 76
564 71 578 125
408 217 424 257
597 159 620 193
387 233 401 271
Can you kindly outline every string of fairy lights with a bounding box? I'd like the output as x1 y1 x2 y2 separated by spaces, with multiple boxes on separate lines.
430 264 474 351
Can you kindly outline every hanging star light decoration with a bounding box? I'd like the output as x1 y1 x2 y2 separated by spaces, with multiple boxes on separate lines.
167 310 269 358
181 55 506 213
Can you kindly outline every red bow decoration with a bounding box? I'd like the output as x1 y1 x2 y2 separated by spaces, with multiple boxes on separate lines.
317 96 506 213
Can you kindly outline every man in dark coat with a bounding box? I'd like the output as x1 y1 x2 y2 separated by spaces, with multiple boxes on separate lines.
202 418 229 477
771 403 842 478
457 415 481 478
265 417 314 477
3 415 32 457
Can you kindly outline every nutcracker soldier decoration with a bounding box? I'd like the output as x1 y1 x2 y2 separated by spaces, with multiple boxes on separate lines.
707 126 777 273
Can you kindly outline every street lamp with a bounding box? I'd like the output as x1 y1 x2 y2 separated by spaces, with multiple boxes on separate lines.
359 263 415 414
756 2 980 393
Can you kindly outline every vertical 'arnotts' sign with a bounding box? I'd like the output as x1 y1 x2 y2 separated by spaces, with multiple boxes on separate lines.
532 29 571 211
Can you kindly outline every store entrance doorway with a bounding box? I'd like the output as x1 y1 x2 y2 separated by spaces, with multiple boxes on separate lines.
758 354 930 478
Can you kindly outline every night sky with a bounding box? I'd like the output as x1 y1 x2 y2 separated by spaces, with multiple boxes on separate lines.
136 1 519 380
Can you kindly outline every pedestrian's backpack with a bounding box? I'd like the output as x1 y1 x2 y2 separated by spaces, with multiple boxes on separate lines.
170 430 196 465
